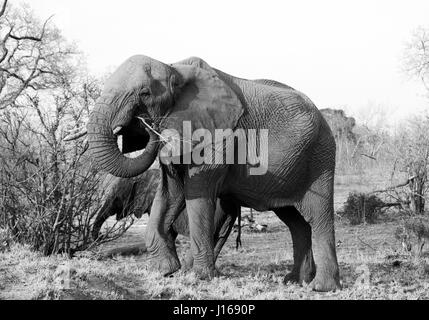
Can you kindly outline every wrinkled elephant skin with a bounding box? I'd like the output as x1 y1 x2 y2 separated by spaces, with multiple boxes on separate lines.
86 55 341 291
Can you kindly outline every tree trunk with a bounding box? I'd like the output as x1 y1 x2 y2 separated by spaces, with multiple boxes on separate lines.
409 174 425 215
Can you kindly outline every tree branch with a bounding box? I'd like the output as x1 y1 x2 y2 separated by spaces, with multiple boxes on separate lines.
360 153 377 160
9 15 53 42
372 177 414 194
0 0 7 18
9 34 42 42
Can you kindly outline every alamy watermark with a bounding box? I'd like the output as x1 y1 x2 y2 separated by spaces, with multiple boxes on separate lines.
156 121 269 175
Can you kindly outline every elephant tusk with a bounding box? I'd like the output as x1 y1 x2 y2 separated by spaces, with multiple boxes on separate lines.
63 128 87 141
82 138 89 153
67 127 85 135
113 126 123 135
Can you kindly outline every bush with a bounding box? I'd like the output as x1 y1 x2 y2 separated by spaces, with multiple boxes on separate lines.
405 217 429 239
0 109 134 256
395 216 429 257
0 227 12 252
0 1 131 255
339 192 385 225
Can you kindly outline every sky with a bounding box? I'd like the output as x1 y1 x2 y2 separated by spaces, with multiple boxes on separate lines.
23 0 429 125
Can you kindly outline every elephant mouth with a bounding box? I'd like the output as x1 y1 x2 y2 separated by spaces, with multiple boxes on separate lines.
114 116 153 154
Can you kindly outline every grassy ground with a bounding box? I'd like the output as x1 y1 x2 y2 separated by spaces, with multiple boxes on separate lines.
1 171 428 300
1 215 428 300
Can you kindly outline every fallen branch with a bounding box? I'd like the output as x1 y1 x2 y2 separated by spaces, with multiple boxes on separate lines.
357 236 377 251
360 153 377 160
98 242 147 259
378 202 409 208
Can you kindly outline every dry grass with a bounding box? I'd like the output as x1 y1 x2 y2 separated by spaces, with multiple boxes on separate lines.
1 216 428 300
1 172 428 300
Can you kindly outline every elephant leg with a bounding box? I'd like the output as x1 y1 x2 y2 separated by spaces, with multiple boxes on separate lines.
185 196 216 279
295 170 341 292
145 168 185 276
171 210 194 271
181 198 239 271
274 206 315 285
182 167 229 279
213 198 239 260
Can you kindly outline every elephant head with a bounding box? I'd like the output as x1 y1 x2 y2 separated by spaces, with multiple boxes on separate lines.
87 55 243 178
91 169 160 240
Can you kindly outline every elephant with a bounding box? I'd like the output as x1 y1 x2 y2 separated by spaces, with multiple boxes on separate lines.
85 55 341 291
91 168 239 267
91 169 159 241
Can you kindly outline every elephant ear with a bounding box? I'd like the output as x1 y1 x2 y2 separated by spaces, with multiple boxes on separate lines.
163 58 244 157
173 57 218 76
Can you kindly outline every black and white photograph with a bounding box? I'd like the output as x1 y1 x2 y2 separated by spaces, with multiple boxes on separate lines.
0 0 429 303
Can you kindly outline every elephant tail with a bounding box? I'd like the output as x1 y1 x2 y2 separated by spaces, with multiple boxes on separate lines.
235 210 242 250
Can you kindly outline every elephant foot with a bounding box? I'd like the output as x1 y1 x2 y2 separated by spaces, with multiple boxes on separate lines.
182 254 223 278
284 257 316 285
283 271 300 284
192 265 218 280
181 251 194 272
309 272 341 292
147 251 181 276
283 270 316 285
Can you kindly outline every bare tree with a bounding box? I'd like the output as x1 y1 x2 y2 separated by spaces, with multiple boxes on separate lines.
0 66 130 256
388 116 429 215
0 0 76 110
403 26 429 96
0 1 131 256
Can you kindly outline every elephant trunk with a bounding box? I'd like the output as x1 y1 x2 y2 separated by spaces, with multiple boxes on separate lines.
92 213 107 240
91 192 118 240
87 100 159 178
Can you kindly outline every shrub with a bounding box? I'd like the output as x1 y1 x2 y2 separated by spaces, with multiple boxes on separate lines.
339 192 385 225
0 1 134 256
0 227 12 252
398 217 429 257
0 127 133 256
405 217 429 240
